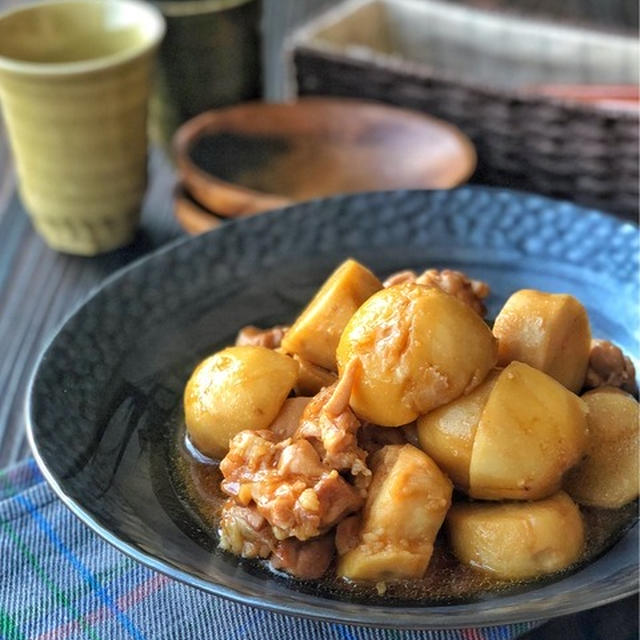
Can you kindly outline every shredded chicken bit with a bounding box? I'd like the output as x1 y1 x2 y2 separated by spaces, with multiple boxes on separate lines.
584 339 638 395
235 325 289 349
383 268 490 317
219 369 370 577
295 360 370 485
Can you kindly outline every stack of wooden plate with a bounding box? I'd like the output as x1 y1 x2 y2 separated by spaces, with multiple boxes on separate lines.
172 98 477 234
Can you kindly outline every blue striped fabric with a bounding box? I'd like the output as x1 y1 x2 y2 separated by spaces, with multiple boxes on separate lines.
0 459 541 640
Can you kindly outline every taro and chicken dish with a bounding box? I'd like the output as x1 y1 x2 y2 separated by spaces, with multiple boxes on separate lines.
180 259 639 593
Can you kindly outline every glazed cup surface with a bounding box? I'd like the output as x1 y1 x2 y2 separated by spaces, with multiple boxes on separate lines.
0 0 165 255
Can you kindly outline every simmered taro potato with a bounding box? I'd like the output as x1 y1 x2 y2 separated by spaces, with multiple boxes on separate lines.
269 397 312 441
337 444 452 581
184 346 298 459
417 370 500 489
493 289 591 393
448 492 584 580
281 259 381 371
564 387 640 508
292 354 337 396
336 284 497 426
469 362 587 500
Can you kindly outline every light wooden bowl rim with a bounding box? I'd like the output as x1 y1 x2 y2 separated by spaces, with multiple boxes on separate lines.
172 97 477 217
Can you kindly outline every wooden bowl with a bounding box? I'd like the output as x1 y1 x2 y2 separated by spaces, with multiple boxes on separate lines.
173 98 476 218
173 185 224 235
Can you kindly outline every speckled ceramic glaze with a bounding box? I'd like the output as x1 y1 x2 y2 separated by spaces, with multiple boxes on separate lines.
27 188 639 628
0 0 164 255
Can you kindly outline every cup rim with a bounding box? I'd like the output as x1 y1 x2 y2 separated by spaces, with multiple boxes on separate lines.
0 0 166 76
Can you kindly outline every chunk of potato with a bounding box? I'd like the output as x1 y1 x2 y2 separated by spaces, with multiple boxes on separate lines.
184 346 298 459
337 444 453 581
447 491 584 580
493 289 591 393
564 387 639 508
281 259 381 371
292 354 337 396
336 283 497 426
268 396 312 441
469 362 587 500
417 370 500 489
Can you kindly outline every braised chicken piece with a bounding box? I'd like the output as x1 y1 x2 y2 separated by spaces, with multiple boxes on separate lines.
220 430 363 542
383 268 490 317
235 325 289 349
381 270 417 287
584 339 637 395
218 370 371 575
335 514 361 555
416 269 489 317
295 363 370 486
270 533 335 580
219 501 336 579
219 500 276 558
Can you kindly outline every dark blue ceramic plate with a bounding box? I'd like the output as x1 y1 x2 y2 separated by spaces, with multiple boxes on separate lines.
27 188 639 629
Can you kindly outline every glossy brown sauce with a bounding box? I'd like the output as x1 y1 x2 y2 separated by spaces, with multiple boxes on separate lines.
172 424 637 603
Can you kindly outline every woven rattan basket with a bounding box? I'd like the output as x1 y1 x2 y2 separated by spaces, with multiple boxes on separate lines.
291 0 639 219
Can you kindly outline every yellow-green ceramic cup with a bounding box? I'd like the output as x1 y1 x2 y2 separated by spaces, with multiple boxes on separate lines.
0 0 165 255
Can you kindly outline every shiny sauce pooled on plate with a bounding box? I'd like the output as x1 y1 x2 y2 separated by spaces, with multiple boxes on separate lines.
172 425 637 604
